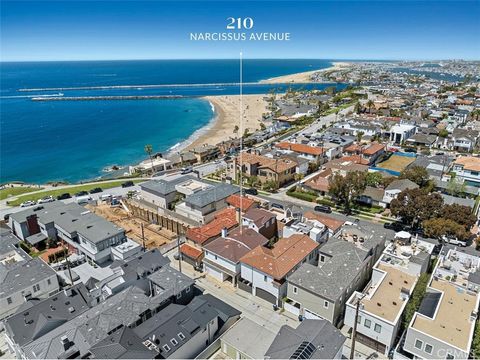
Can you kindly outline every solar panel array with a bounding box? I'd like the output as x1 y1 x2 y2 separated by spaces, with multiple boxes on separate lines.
290 341 316 359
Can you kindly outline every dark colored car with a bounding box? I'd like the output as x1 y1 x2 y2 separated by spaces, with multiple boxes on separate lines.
122 181 134 188
270 203 284 210
383 222 403 231
404 148 417 153
244 188 258 196
89 187 103 194
57 193 71 200
75 190 89 197
314 205 332 213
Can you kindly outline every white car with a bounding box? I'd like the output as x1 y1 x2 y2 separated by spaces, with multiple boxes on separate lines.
20 200 37 207
38 196 55 204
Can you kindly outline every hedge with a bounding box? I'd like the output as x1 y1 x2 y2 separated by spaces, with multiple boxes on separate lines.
316 198 336 207
287 191 317 202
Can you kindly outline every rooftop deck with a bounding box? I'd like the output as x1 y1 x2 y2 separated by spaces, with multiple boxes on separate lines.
359 263 417 323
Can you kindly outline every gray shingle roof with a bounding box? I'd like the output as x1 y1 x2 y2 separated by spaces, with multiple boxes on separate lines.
140 175 195 196
385 179 419 191
288 241 369 301
265 319 346 359
5 284 92 347
0 257 56 297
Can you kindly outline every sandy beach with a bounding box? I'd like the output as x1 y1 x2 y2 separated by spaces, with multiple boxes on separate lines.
185 94 268 150
259 61 351 84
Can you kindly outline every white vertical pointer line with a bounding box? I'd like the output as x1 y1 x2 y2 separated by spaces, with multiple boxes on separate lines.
239 51 243 235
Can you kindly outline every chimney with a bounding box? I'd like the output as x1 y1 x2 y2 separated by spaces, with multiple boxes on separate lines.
221 227 228 238
60 335 70 351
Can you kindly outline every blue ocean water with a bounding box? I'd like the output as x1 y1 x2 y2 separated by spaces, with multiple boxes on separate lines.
0 59 336 184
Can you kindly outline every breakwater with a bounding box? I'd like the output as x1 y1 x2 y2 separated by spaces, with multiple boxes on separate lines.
31 95 184 101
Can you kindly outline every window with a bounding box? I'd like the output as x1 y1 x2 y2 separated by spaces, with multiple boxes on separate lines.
214 255 217 260
364 319 371 328
323 301 329 308
7 297 12 305
186 286 190 293
176 292 182 299
47 279 51 286
374 324 381 333
293 286 298 294
414 339 423 350
162 345 171 352
264 275 268 282
170 338 178 346
33 284 40 292
178 333 185 340
424 344 433 354
320 255 325 262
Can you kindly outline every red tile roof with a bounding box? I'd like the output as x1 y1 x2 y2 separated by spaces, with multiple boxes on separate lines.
240 234 319 280
304 211 344 233
363 142 385 156
275 142 325 156
226 194 256 212
180 244 203 260
186 207 238 245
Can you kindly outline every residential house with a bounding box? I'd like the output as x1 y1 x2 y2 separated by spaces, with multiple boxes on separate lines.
241 208 277 239
285 223 389 326
406 133 438 148
0 256 59 319
451 156 480 186
282 217 329 244
186 207 238 246
303 211 345 239
275 142 327 164
390 123 416 143
220 318 276 359
191 144 220 163
230 152 297 187
239 234 319 306
9 202 127 264
4 284 93 357
203 226 268 286
344 240 432 356
449 128 479 152
264 319 346 359
226 194 257 213
401 249 480 359
383 179 419 205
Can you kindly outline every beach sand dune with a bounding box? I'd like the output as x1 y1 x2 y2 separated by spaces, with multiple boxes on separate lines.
186 94 268 150
260 61 351 84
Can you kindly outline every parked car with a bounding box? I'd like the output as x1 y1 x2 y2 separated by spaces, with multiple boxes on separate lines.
314 205 332 213
89 187 103 194
244 188 258 196
75 190 89 197
20 200 37 207
100 193 113 201
270 203 284 210
56 193 71 200
181 166 193 174
38 195 55 204
383 222 404 231
122 180 134 188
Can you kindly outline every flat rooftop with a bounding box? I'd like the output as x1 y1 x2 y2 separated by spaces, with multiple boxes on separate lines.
411 278 478 351
358 263 416 323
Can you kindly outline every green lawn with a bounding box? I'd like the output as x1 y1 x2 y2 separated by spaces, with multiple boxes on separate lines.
0 186 43 200
7 179 144 206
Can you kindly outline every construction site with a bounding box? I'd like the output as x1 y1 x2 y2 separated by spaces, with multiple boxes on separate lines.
86 202 179 249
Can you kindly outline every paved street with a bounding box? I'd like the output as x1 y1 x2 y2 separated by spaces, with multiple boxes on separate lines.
166 250 300 334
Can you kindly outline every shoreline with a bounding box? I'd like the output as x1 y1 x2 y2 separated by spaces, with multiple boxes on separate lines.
259 61 351 84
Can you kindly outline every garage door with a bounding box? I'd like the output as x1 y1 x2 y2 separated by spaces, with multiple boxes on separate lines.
255 288 277 304
205 264 223 281
304 309 322 320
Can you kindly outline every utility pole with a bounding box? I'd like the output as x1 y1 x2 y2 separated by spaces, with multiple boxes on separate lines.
177 234 183 273
350 294 365 359
62 238 74 287
141 223 146 251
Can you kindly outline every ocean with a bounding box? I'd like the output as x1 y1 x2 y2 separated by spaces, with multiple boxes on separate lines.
0 59 337 184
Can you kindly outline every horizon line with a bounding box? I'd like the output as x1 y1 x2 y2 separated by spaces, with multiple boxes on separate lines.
1 57 479 63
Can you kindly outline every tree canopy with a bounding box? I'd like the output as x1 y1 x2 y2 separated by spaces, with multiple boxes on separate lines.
390 188 443 228
328 171 367 213
399 166 430 187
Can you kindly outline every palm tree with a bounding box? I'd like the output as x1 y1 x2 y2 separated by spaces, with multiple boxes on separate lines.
144 144 154 176
233 125 239 137
366 100 374 114
356 131 364 143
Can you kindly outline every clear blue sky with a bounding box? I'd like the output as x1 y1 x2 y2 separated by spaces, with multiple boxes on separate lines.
1 1 479 61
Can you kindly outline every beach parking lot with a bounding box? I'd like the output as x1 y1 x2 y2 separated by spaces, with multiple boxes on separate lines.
86 204 176 248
